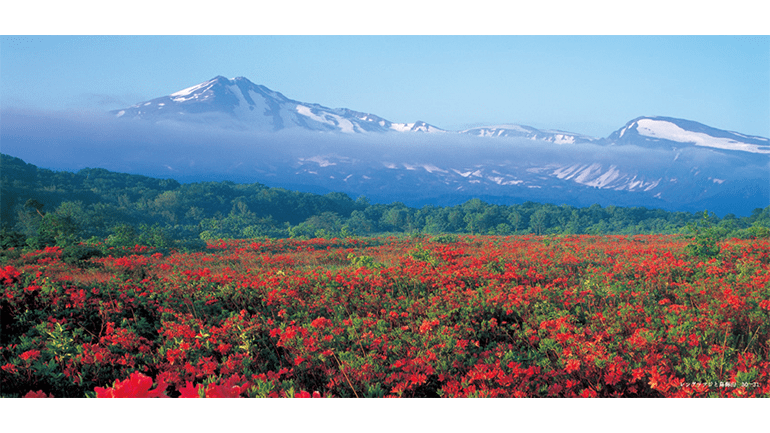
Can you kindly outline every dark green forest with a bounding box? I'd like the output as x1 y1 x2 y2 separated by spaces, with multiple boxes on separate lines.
2 153 769 252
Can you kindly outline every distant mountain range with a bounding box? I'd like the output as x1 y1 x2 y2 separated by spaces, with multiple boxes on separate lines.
112 75 769 154
7 75 769 216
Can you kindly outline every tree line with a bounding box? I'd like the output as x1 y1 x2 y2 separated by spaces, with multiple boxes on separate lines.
2 153 769 253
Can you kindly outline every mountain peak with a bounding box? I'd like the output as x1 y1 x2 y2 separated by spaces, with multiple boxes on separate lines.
607 116 770 154
113 75 411 134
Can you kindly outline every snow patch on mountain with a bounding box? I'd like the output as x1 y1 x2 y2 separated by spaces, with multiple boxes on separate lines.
460 124 596 145
635 118 770 154
389 123 413 132
170 80 216 98
552 134 576 144
299 156 337 167
296 105 357 133
421 164 446 174
389 121 444 133
550 162 662 192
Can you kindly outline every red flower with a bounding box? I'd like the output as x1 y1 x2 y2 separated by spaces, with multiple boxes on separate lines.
488 318 497 329
565 359 581 373
19 349 41 362
311 316 331 329
94 371 168 398
687 334 700 347
296 390 322 398
204 376 249 398
419 318 439 334
23 390 52 398
178 382 203 398
604 372 622 386
409 373 427 385
0 265 21 285
547 383 564 396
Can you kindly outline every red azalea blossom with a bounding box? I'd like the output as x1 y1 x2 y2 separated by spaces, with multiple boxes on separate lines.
94 371 168 398
19 350 41 362
204 377 249 398
178 382 204 398
296 390 323 398
565 359 581 373
0 265 21 285
23 390 53 398
310 316 330 329
2 363 19 375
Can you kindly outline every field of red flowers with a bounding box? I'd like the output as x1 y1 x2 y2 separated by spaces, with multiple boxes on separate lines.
2 234 768 398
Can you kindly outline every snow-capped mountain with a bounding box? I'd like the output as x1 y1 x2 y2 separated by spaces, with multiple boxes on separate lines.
459 124 599 145
113 76 768 155
605 116 770 154
112 76 445 134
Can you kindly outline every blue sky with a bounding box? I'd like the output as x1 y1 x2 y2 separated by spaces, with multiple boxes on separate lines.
2 5 769 139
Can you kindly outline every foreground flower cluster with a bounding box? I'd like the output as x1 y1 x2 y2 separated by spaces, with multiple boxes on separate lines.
2 235 769 397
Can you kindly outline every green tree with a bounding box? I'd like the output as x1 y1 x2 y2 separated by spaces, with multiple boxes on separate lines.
28 214 79 248
529 209 547 235
685 211 724 259
346 210 374 235
423 212 449 234
107 224 138 247
507 210 521 233
380 207 408 232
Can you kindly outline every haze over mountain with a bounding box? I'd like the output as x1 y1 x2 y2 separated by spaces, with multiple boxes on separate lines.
3 75 768 216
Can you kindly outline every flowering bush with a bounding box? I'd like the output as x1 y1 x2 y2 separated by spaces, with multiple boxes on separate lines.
1 235 768 397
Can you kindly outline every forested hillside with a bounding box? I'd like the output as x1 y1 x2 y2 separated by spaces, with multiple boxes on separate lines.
2 153 769 251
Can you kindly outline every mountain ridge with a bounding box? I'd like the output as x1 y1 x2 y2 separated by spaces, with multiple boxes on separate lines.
112 76 769 154
113 75 445 134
